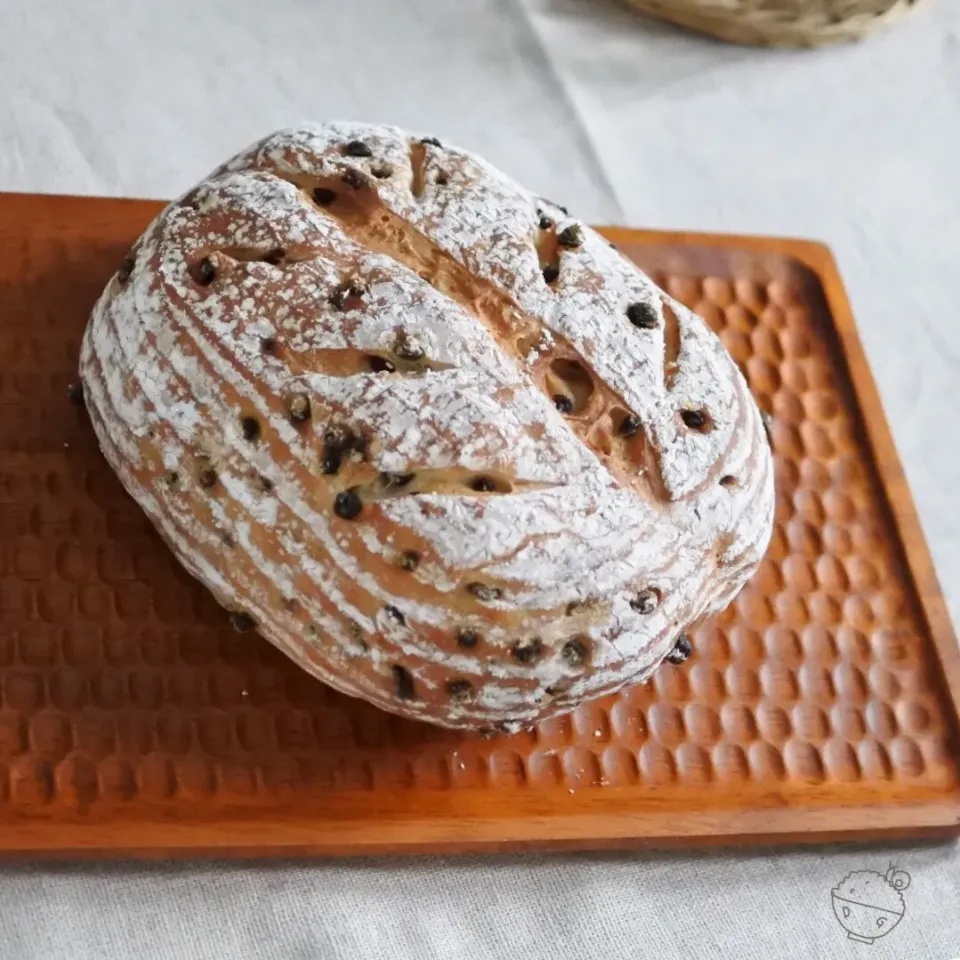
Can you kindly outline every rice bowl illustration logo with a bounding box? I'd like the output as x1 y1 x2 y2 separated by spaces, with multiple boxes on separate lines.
831 866 911 944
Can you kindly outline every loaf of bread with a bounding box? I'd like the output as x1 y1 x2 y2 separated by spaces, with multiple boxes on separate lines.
79 122 775 732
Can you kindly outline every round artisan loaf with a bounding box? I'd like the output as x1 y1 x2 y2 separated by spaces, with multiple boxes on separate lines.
79 122 775 732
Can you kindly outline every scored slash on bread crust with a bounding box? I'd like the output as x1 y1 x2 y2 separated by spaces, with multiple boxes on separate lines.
79 122 775 731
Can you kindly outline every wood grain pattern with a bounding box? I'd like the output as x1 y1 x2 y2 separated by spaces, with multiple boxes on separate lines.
0 193 957 859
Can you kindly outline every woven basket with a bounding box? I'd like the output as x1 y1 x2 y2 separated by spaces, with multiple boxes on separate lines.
621 0 926 47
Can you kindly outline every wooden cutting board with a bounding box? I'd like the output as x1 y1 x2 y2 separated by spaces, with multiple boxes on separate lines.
0 193 957 859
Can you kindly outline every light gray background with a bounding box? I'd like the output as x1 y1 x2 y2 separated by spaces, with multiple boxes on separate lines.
1 1 958 957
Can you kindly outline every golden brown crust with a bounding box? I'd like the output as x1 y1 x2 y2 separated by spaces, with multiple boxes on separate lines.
79 122 775 731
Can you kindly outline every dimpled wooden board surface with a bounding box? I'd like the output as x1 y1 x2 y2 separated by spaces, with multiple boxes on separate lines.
0 193 958 860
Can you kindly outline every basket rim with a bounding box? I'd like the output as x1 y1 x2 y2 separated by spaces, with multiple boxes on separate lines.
620 0 928 47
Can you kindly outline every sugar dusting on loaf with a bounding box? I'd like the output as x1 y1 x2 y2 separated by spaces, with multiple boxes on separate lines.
79 122 775 731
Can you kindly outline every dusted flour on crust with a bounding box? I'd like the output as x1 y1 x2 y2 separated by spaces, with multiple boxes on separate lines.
79 122 775 731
